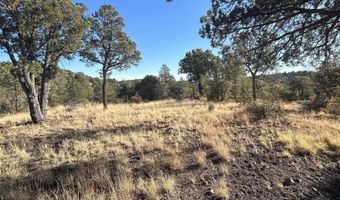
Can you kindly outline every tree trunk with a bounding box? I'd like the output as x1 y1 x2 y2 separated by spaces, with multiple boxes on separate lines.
102 70 108 110
5 43 44 123
252 74 257 101
17 71 44 123
14 84 19 112
198 77 204 96
27 86 44 124
39 75 51 117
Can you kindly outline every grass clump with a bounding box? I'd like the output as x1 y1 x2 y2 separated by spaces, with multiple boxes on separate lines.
278 130 340 156
245 101 284 121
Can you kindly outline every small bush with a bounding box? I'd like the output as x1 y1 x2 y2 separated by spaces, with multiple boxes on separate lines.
65 100 77 112
208 103 215 112
325 97 340 117
303 94 328 112
129 95 142 103
245 101 284 121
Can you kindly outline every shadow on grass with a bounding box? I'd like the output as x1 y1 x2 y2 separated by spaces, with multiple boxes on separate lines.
2 122 161 149
0 158 118 199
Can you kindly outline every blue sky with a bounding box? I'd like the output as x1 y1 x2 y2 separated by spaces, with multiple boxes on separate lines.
63 0 214 80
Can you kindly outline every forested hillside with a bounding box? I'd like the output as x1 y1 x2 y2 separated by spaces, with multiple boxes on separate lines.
0 61 327 115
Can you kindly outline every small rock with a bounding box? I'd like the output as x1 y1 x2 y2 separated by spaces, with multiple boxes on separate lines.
163 127 175 135
283 178 295 186
294 178 302 183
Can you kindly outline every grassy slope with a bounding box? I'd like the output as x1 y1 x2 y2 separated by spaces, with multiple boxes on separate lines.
0 100 339 199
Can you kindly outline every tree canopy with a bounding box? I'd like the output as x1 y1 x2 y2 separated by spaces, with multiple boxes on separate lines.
179 49 222 96
200 0 340 63
81 4 141 109
0 0 87 123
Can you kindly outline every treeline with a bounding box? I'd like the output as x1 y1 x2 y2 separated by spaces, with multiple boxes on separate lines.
1 1 340 123
2 61 337 115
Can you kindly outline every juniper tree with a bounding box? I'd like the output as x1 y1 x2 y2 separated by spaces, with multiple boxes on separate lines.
0 0 87 123
158 64 175 98
201 0 340 63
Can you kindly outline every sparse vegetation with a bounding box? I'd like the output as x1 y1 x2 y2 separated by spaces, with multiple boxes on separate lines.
245 101 284 122
0 101 236 199
0 0 339 199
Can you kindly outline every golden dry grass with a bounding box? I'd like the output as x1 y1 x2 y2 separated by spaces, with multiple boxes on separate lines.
0 100 235 199
260 105 340 156
0 100 339 199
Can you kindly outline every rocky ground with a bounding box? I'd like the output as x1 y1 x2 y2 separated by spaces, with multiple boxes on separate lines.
227 125 340 200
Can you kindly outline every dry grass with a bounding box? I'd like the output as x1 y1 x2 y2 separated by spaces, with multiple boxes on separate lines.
260 105 340 156
194 150 207 166
1 100 338 199
214 178 229 199
0 100 236 199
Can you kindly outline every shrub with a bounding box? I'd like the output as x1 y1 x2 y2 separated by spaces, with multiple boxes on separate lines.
303 94 328 112
208 103 215 112
245 101 284 121
325 96 340 117
129 95 142 103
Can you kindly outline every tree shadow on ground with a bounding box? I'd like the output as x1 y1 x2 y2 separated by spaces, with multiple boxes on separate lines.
0 158 118 199
308 162 340 200
1 122 163 149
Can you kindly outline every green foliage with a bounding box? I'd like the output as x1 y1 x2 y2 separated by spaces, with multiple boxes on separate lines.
325 96 340 117
1 0 88 122
158 64 175 99
136 75 162 101
200 0 340 64
117 81 136 102
81 5 141 72
80 4 141 109
67 73 94 103
246 101 285 121
305 62 340 114
169 80 190 100
287 77 315 101
179 49 221 96
0 62 26 113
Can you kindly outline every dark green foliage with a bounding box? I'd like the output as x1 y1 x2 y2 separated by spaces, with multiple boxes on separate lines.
0 0 88 123
169 80 190 100
136 75 162 101
305 62 340 114
246 101 285 121
200 0 340 63
0 62 26 113
159 64 175 99
179 49 221 96
80 4 141 109
313 62 340 100
66 73 94 104
287 77 315 101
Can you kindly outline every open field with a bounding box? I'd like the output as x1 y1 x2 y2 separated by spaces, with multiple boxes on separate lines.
0 100 339 200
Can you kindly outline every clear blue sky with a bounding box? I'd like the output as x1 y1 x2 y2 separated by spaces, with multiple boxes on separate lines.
62 0 214 80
